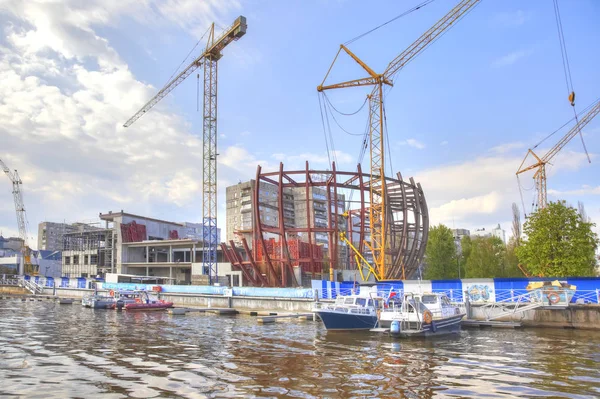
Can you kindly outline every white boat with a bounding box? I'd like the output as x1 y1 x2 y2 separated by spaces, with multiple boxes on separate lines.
378 292 465 337
81 293 115 309
313 286 382 330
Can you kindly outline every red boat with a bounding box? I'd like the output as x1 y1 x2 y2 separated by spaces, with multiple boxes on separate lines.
115 289 173 311
125 299 173 311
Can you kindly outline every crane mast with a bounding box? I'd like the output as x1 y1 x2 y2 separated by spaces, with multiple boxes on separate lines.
0 158 30 275
517 98 600 210
318 0 480 280
124 16 247 284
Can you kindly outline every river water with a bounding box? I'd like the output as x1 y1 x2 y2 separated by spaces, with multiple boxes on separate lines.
0 299 599 398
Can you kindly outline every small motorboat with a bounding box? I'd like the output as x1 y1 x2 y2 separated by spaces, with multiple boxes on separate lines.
378 292 465 337
312 286 382 330
82 293 115 309
116 290 173 311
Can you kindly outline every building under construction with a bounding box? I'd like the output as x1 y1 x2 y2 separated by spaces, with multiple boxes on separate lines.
222 162 428 287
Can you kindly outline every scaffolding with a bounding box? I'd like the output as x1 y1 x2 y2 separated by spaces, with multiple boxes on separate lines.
62 227 114 277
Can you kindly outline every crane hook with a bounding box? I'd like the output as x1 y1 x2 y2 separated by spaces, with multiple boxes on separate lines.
568 91 575 107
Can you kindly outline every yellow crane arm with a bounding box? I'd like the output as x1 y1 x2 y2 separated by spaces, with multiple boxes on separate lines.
123 16 247 128
339 231 381 281
541 99 600 163
517 99 600 176
383 0 481 81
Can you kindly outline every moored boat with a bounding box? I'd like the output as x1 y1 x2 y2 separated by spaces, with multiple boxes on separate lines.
115 290 173 311
378 292 465 337
82 293 115 309
312 286 382 331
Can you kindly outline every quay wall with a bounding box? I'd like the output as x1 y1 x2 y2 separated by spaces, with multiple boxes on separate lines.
0 286 29 295
469 303 600 330
45 287 315 312
5 285 600 328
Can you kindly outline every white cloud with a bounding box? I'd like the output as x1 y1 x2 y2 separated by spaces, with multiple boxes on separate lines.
548 185 600 197
492 50 530 68
398 138 426 150
490 141 526 154
0 0 249 248
429 191 503 225
440 140 448 146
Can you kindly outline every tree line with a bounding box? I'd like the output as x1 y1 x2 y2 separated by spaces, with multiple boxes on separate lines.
423 201 599 280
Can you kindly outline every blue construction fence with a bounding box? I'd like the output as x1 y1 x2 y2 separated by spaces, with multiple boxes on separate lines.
312 277 600 304
99 282 315 299
23 275 600 303
23 275 101 289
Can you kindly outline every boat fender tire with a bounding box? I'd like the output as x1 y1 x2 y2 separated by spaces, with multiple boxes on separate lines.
423 310 432 324
109 290 114 297
547 292 560 305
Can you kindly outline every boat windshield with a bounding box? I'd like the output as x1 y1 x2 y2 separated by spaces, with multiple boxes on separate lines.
421 295 438 304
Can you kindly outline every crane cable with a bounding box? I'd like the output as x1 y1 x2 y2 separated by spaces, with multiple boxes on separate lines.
553 0 591 163
533 97 600 149
318 94 333 169
344 0 436 46
323 92 368 116
322 93 367 136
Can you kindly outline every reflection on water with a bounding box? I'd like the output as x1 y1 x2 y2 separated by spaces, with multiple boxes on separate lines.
0 299 599 398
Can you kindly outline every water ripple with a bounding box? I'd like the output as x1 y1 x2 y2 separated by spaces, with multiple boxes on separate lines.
1 298 599 398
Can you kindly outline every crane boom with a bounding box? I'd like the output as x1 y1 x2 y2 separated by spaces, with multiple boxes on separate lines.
516 98 599 210
123 16 247 128
383 0 480 81
317 0 480 280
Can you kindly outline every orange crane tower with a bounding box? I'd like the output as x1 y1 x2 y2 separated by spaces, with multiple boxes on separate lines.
124 17 246 284
317 0 481 280
516 98 600 211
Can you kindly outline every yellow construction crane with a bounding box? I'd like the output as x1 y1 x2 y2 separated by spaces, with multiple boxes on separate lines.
0 157 34 275
317 0 481 280
516 98 599 212
123 16 246 284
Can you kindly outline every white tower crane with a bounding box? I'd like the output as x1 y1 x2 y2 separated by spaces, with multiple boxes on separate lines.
0 157 31 275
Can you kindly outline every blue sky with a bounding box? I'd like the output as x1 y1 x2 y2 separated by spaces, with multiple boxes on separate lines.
0 0 599 248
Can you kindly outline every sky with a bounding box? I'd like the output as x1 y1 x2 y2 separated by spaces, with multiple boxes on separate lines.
0 0 599 249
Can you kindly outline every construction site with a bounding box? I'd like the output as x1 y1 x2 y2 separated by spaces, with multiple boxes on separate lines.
1 0 598 288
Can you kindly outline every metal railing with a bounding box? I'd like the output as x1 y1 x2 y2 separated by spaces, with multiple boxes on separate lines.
0 277 19 286
18 278 44 295
479 290 544 321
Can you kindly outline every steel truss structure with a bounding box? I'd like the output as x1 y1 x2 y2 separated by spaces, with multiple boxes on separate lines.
222 162 428 287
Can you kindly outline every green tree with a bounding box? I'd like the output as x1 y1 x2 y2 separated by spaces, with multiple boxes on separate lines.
458 235 472 278
465 236 506 278
424 224 457 279
504 237 523 277
516 201 598 277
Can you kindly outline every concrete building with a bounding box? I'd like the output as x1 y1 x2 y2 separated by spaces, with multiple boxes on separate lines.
59 211 239 285
0 235 24 252
452 228 470 254
470 225 506 243
226 180 348 270
182 222 221 244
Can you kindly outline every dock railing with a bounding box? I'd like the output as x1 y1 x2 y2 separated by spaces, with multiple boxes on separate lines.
18 277 44 295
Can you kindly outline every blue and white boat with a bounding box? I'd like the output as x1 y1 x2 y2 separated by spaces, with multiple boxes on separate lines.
379 292 465 337
312 287 382 331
